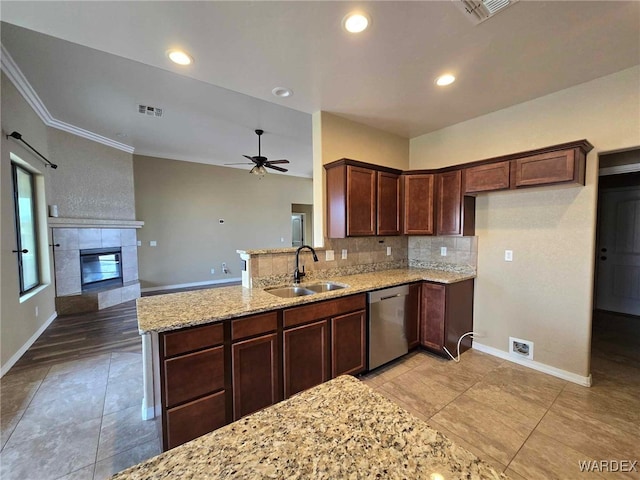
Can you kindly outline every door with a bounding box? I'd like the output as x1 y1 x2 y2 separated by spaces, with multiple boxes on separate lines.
596 186 640 315
291 213 304 247
283 320 329 398
331 310 366 377
377 171 401 235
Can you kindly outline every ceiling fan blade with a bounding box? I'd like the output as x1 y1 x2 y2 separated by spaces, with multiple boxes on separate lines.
224 162 254 165
266 164 288 172
265 159 290 165
243 155 260 164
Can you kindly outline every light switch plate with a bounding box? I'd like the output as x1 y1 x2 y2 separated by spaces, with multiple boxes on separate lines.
386 246 392 256
505 250 513 261
150 240 157 247
341 249 348 260
326 250 335 261
440 246 447 256
136 240 142 247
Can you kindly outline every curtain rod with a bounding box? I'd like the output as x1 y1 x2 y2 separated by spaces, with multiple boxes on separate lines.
6 131 58 169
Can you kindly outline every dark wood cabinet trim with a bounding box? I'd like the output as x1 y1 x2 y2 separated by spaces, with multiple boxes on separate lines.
283 294 366 328
231 311 278 341
324 158 403 175
163 322 224 358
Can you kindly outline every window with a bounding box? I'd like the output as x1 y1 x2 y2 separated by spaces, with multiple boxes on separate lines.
12 162 40 294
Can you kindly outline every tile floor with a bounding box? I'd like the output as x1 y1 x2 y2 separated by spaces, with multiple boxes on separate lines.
0 352 160 480
1 310 638 479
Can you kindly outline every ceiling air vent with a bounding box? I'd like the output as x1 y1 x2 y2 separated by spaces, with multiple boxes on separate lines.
138 104 163 117
454 0 518 25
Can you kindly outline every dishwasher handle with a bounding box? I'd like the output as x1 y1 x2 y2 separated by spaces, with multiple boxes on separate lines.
380 293 403 301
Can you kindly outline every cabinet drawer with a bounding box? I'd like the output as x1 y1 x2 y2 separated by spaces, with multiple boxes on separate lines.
164 345 225 407
464 161 510 193
232 311 278 341
165 390 226 449
163 323 224 358
283 294 366 328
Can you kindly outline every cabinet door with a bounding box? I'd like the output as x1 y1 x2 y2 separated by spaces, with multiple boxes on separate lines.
165 391 226 450
331 310 366 377
511 149 581 188
283 320 329 398
406 283 421 349
464 161 510 194
436 170 463 236
346 166 376 236
403 174 434 235
420 283 445 352
377 171 401 235
232 333 280 420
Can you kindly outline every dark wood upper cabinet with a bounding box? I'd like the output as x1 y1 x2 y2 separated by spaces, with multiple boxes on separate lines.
464 161 510 194
346 166 376 236
436 170 475 236
377 171 401 235
325 160 402 238
403 174 434 235
511 148 585 188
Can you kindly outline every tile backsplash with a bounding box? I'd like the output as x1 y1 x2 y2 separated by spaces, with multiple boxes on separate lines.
408 236 477 274
246 236 408 288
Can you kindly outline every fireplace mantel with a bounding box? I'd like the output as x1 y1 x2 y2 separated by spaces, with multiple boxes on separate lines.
48 217 144 229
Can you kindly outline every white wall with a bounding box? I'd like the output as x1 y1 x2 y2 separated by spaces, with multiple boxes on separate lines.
410 66 640 378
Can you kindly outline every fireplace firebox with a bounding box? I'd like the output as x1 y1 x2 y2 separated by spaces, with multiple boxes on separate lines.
80 247 123 291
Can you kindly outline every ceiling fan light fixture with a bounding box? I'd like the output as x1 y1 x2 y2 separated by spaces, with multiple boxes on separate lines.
272 87 293 98
250 165 267 176
342 12 370 33
167 49 193 66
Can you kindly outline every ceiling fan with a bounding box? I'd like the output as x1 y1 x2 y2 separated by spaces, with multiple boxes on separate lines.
225 129 289 175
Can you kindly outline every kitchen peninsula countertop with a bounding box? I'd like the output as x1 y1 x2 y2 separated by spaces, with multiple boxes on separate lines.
136 268 475 333
111 375 505 480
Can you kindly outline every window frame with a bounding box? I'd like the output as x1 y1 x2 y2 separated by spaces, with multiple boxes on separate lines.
11 161 41 295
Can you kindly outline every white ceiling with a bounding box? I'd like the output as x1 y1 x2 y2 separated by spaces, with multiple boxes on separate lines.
1 1 639 178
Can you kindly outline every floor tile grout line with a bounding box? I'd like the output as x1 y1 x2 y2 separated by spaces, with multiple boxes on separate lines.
502 379 569 474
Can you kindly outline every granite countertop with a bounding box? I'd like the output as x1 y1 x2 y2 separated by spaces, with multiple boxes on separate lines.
136 268 475 334
111 376 506 480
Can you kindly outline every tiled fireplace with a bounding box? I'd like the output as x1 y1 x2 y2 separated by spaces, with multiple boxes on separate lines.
52 225 141 314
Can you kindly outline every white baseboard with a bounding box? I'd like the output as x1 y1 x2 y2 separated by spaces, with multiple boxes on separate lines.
140 278 242 293
472 342 592 387
1 311 58 377
141 402 155 421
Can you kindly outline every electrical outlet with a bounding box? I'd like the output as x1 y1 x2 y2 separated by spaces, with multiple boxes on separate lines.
386 246 392 256
325 250 335 261
509 336 534 359
440 246 447 256
505 250 513 261
341 249 348 260
150 240 157 247
210 268 215 275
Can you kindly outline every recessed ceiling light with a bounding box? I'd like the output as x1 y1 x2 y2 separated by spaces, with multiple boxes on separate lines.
167 49 193 66
272 87 293 98
435 74 456 86
342 12 370 33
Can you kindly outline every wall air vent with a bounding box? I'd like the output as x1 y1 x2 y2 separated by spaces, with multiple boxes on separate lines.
454 0 518 25
138 104 163 117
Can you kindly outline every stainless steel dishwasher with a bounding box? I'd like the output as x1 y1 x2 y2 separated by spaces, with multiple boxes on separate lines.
368 284 409 370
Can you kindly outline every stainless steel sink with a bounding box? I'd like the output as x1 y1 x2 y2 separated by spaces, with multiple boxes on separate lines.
264 282 348 298
264 286 316 298
305 282 348 293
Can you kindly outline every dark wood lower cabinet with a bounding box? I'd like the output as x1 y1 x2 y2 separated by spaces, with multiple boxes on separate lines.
283 319 329 398
331 310 366 377
232 333 280 420
165 391 226 450
420 279 474 357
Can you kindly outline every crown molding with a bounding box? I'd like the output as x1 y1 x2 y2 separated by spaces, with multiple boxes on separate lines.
1 44 135 154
